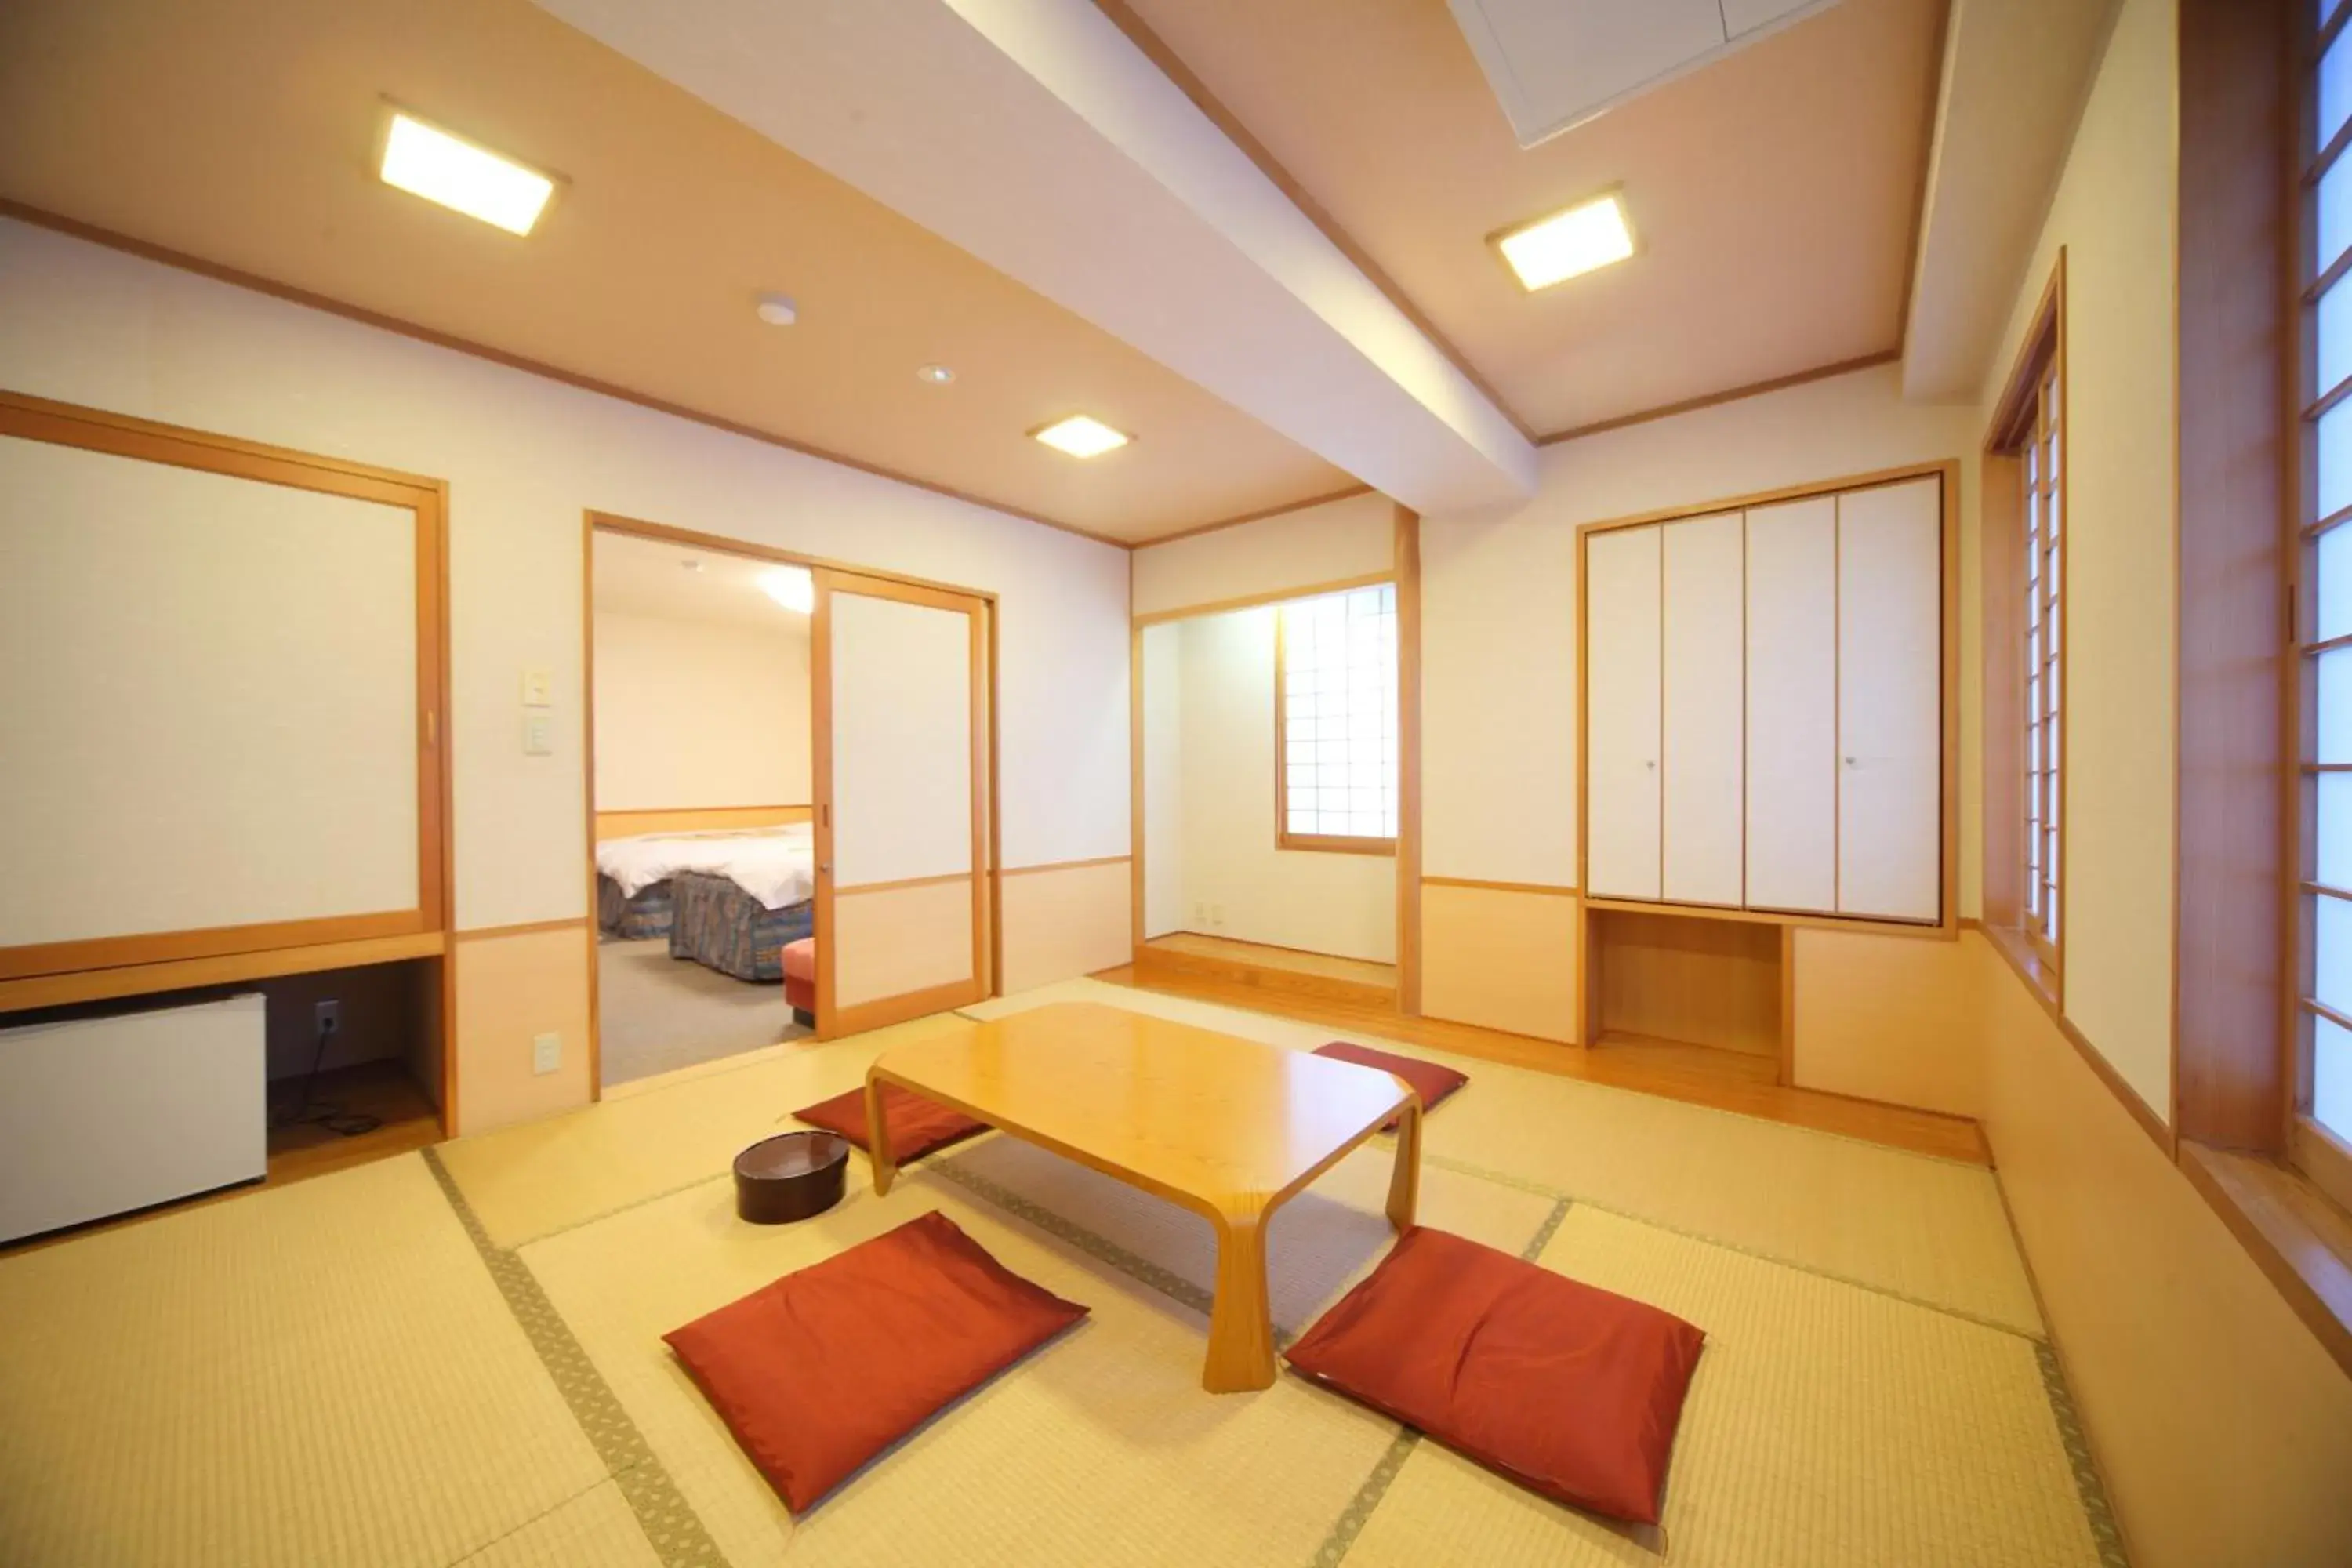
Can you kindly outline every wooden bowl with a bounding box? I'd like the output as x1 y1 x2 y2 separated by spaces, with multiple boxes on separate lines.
733 1130 848 1224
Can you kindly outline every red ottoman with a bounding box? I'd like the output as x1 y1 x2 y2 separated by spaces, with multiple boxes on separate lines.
782 938 816 1023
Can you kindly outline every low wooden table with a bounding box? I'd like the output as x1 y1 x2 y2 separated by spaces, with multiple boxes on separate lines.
864 1001 1422 1392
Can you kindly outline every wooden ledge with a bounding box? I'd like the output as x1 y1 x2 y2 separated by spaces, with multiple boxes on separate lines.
2179 1140 2352 1379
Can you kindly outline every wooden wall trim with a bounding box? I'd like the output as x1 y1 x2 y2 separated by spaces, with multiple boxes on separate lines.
1133 484 1378 550
1534 349 1904 448
590 512 997 604
452 918 591 942
1977 918 2174 1152
1001 855 1130 878
1421 876 1580 896
1133 572 1396 628
592 805 815 841
1396 506 1424 1015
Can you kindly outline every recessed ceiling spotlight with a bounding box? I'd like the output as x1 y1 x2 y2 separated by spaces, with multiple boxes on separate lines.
378 109 556 236
755 293 798 327
1494 191 1635 292
680 557 702 572
759 564 815 614
916 364 956 385
1031 414 1131 459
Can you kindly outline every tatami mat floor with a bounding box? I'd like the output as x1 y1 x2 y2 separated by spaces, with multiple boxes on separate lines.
0 980 2123 1567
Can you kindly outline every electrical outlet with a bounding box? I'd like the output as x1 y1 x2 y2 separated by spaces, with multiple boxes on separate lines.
314 1000 341 1038
532 1031 561 1076
1210 904 1225 927
1193 902 1207 924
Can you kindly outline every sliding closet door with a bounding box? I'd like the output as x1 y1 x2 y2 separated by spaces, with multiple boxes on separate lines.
1585 524 1663 900
1661 514 1744 906
1744 496 1838 913
813 570 988 1036
1836 478 1943 920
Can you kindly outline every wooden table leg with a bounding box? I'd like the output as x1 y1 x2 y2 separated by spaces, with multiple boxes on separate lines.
1202 1210 1276 1393
865 1072 897 1196
1386 1098 1421 1232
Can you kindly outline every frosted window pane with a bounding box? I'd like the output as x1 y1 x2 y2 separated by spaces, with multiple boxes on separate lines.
2321 401 2352 521
2326 27 2352 155
2318 1015 2352 1140
2321 647 2352 763
2318 894 2352 1014
2323 776 2352 889
2322 521 2352 643
2324 153 2352 277
2325 278 2352 395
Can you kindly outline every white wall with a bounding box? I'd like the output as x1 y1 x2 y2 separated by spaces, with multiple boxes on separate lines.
1141 620 1186 937
1169 608 1396 962
591 610 810 811
1421 362 1980 898
1132 490 1393 618
0 216 1132 932
1975 0 2178 1120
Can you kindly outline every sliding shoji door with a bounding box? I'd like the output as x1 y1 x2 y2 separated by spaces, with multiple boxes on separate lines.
812 571 989 1036
1585 524 1663 899
1744 495 1840 913
1661 513 1745 906
1835 477 1943 920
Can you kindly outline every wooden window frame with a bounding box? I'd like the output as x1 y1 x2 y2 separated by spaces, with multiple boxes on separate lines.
1982 258 2067 1007
1273 584 1399 857
2295 2 2352 1210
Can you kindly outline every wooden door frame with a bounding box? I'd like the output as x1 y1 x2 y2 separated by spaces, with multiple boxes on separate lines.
580 513 1000 1091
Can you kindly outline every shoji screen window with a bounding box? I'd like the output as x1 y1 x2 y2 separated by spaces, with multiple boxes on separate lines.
2302 0 2352 1157
1276 583 1398 851
2022 359 2063 970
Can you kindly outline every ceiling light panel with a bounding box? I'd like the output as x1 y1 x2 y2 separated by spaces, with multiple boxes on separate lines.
1495 194 1635 291
1032 415 1131 458
379 111 555 236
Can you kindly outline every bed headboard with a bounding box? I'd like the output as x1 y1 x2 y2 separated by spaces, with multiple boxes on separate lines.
593 804 814 842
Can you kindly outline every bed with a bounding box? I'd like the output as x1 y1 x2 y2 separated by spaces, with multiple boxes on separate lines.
668 870 816 982
594 825 817 981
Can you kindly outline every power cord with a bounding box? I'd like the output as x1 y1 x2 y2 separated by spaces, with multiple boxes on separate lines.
271 1010 381 1138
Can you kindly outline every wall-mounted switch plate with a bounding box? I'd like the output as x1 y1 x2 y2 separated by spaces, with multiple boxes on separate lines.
521 669 554 707
523 711 554 756
532 1031 561 1075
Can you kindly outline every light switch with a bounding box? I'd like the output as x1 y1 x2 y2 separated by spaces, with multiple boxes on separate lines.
532 1031 561 1075
523 710 554 756
521 668 554 707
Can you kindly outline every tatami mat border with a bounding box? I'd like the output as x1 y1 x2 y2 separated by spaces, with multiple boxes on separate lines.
423 1148 725 1568
2037 1341 2132 1568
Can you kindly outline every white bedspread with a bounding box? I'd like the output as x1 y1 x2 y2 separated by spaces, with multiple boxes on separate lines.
595 825 815 911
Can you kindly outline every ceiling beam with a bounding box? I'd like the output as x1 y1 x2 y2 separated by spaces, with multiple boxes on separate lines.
530 0 1538 514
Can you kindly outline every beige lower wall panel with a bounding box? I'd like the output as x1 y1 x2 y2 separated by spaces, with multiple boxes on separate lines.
835 879 975 1011
1980 939 2352 1566
1419 884 1580 1044
452 926 593 1137
1000 860 1131 995
1791 927 1980 1118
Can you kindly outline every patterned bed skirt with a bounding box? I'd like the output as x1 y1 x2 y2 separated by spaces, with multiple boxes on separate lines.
668 870 815 983
597 874 673 939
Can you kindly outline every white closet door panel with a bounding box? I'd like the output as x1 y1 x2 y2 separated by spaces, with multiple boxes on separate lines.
1585 525 1661 899
1837 478 1943 920
1661 513 1744 905
1744 496 1839 913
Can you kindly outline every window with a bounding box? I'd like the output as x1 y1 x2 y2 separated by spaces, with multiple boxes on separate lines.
2306 2 2352 1152
1276 583 1398 851
2020 358 2064 971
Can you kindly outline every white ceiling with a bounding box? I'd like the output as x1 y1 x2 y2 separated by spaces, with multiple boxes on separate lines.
592 529 813 633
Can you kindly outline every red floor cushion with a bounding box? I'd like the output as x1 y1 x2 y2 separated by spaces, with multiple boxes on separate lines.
665 1209 1087 1513
1312 1041 1468 1128
795 1082 988 1161
1284 1226 1704 1526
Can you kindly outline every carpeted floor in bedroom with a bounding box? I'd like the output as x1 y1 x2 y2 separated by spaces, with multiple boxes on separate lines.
0 977 2125 1568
